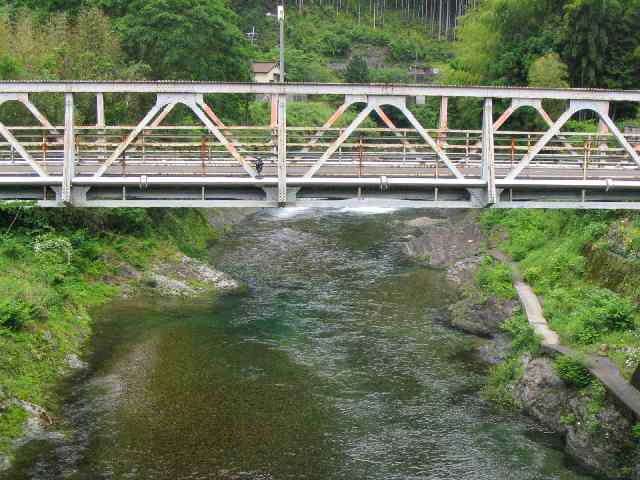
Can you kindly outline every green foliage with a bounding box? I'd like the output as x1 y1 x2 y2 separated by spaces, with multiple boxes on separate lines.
476 256 516 300
562 0 620 87
410 98 440 128
480 209 640 383
528 52 569 88
585 381 606 432
0 405 27 451
248 101 377 129
453 1 501 82
560 413 577 426
483 356 522 408
0 206 223 451
452 0 640 98
502 312 541 355
0 298 36 331
370 67 411 84
387 28 451 64
344 55 369 83
555 354 594 388
0 6 145 125
272 7 450 68
117 0 251 82
482 312 541 409
545 286 635 345
255 47 338 83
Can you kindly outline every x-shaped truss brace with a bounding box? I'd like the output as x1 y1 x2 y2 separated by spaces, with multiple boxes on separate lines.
293 95 418 161
93 94 256 178
467 99 578 157
0 93 59 177
494 99 578 155
303 95 463 179
505 100 637 180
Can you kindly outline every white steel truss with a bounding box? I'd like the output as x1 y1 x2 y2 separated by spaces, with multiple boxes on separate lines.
505 100 640 180
303 95 463 179
0 82 638 208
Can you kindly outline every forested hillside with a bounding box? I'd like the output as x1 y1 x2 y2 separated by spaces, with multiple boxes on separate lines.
453 0 640 90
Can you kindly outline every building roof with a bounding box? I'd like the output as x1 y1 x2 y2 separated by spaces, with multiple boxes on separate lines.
251 62 279 74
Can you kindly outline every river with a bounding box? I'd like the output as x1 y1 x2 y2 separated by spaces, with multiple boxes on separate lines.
4 208 594 479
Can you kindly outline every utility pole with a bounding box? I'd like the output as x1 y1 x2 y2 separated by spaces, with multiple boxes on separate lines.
267 3 285 83
245 26 257 47
278 3 285 83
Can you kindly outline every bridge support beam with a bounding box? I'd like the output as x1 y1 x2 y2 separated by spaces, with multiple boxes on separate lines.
481 98 496 205
438 96 448 145
62 93 75 204
277 93 287 206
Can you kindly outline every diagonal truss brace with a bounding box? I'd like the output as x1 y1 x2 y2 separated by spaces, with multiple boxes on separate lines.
397 101 464 179
505 100 637 180
304 95 463 179
303 103 373 178
494 99 577 155
297 95 365 157
374 106 417 155
94 94 255 178
190 97 256 177
0 94 52 177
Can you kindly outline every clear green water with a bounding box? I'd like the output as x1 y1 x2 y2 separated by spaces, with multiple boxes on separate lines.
4 208 593 479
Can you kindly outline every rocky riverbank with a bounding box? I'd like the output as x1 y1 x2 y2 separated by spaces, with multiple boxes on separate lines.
403 210 516 338
119 253 240 298
402 209 639 479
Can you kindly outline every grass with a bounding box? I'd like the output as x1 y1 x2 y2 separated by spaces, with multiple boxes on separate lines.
0 205 221 455
476 256 517 301
0 406 27 452
482 310 541 408
480 209 640 378
555 354 594 388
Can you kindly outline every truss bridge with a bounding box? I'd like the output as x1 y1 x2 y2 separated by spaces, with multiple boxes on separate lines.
2 82 640 208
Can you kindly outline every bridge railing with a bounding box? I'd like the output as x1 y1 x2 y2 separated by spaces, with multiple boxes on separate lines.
0 82 639 208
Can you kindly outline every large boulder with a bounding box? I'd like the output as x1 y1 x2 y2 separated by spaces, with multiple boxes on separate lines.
402 211 484 267
514 357 569 432
449 295 516 337
514 357 636 478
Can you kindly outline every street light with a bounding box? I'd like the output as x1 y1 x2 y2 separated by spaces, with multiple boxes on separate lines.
266 3 285 83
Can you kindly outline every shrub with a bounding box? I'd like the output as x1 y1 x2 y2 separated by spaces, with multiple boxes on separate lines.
476 256 516 300
0 235 29 258
502 313 540 355
33 234 73 264
555 354 594 388
549 287 635 345
482 357 522 408
0 298 35 331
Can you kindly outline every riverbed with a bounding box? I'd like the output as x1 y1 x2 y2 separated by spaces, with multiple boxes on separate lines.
4 208 593 479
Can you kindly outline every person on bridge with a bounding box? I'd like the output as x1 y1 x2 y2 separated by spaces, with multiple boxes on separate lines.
254 156 264 177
